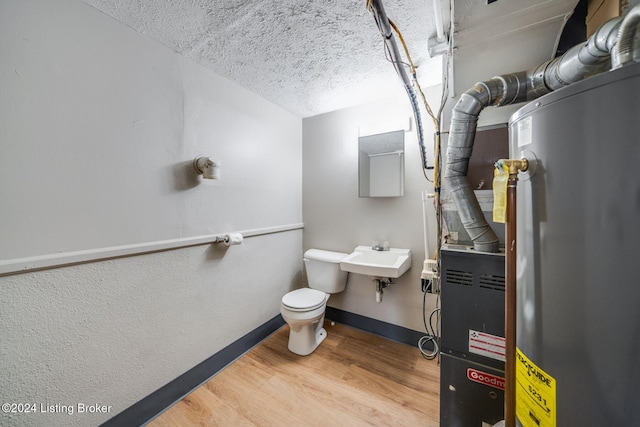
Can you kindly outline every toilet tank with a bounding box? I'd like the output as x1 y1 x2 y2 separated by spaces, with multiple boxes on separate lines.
304 249 348 294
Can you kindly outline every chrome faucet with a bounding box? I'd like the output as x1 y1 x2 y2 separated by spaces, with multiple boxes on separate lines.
372 241 390 251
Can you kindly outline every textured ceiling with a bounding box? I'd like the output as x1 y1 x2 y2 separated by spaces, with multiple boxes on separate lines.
82 0 437 117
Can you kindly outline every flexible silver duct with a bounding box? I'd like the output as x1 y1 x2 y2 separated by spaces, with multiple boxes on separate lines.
445 14 628 253
613 4 640 68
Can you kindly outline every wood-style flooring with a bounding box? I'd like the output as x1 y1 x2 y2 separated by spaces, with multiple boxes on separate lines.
148 321 440 427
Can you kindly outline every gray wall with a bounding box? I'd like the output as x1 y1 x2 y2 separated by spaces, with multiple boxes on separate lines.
302 94 441 332
0 1 302 426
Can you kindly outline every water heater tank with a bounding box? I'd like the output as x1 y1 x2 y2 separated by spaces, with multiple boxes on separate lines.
509 61 640 426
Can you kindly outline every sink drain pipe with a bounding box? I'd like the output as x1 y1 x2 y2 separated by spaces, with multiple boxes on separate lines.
375 278 392 303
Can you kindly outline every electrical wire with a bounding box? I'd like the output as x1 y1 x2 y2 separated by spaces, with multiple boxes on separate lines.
388 14 453 191
367 0 454 360
422 10 456 364
366 0 450 180
388 19 434 178
366 1 431 176
418 283 440 360
385 5 451 360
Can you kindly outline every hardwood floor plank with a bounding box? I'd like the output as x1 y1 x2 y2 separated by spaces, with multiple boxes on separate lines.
180 387 255 427
148 321 440 426
203 380 300 426
342 363 439 417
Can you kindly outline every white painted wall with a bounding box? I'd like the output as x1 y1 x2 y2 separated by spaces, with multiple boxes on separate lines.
302 92 442 333
0 0 302 259
0 1 302 426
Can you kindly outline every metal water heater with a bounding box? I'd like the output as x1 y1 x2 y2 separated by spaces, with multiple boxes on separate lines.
510 61 640 426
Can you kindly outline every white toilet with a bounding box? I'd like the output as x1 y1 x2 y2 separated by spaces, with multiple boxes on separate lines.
281 249 348 356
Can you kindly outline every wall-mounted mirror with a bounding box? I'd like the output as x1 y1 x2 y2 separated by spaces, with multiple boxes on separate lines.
358 130 405 197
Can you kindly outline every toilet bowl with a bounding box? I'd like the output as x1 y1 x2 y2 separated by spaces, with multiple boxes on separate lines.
281 249 348 356
280 288 329 356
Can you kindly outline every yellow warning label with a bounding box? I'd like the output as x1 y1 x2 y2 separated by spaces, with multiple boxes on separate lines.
515 348 556 427
492 163 508 223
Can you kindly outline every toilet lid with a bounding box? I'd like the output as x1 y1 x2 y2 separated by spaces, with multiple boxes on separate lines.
282 288 326 311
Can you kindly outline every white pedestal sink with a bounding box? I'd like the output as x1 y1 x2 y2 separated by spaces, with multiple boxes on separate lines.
339 246 412 279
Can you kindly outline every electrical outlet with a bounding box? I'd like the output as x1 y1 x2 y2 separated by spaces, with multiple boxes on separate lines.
421 259 440 293
421 259 438 280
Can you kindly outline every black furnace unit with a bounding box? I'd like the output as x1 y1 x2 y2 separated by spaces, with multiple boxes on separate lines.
440 246 506 427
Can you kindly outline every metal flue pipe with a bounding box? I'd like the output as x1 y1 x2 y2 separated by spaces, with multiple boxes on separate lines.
445 15 625 253
613 4 640 68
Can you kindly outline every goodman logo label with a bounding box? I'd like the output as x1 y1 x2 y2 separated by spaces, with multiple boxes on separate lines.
467 368 505 390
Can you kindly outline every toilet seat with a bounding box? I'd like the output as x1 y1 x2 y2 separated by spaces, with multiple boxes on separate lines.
282 288 326 312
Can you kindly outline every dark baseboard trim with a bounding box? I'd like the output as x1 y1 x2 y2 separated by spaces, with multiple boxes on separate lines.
100 314 285 427
325 306 425 347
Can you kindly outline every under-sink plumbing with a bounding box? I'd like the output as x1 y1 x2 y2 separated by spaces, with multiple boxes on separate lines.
374 278 393 303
